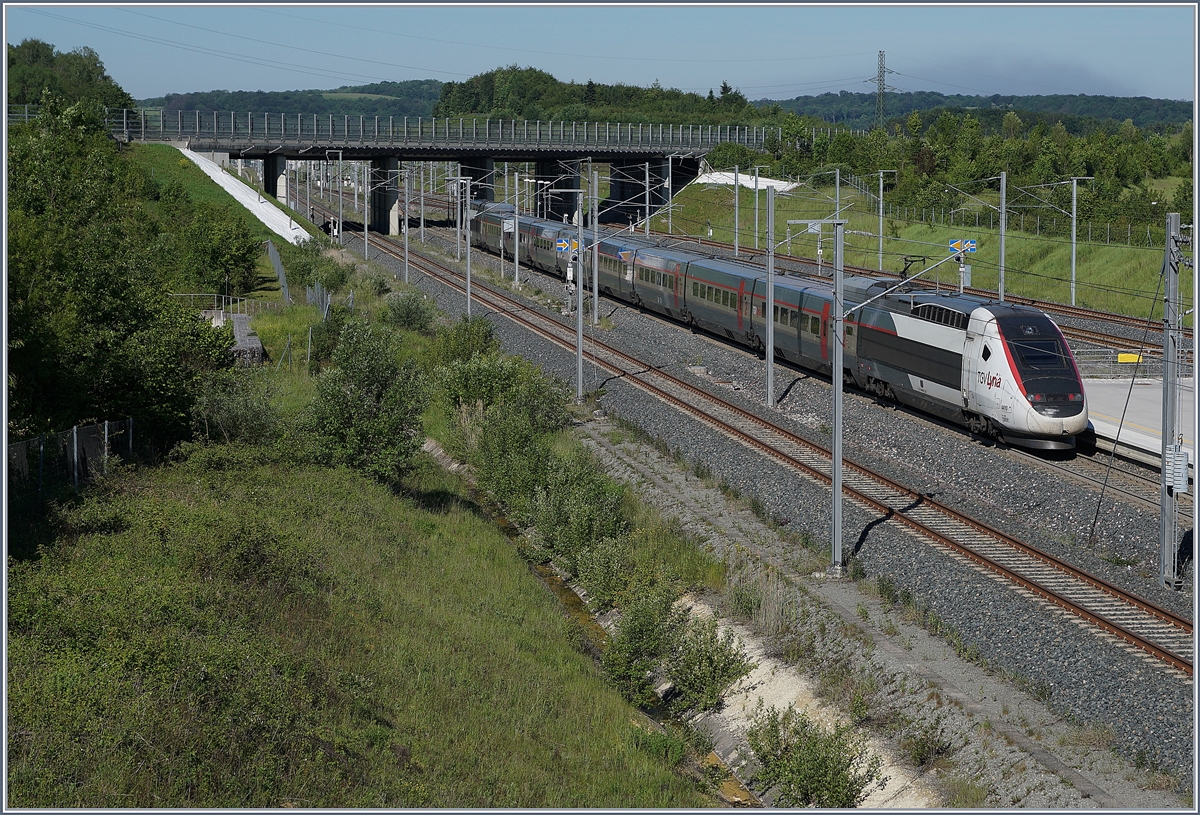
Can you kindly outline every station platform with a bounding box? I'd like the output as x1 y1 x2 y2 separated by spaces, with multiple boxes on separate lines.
1083 377 1194 468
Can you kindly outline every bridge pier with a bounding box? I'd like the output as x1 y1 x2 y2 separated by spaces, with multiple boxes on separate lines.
263 154 286 201
535 160 580 223
600 157 699 227
458 157 495 203
370 157 400 236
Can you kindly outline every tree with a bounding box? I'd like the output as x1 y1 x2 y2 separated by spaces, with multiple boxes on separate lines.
183 203 263 295
7 95 236 442
7 39 133 108
906 111 922 140
1002 111 1023 139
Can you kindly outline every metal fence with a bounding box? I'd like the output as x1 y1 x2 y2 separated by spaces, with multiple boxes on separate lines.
7 105 778 155
266 241 290 304
7 419 134 515
307 281 332 319
1073 348 1192 379
170 293 283 314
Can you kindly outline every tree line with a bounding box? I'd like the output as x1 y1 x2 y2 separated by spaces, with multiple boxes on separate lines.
135 80 445 119
431 66 1192 226
706 108 1192 228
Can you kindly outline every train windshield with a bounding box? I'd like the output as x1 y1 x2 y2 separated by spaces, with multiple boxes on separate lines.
995 315 1072 374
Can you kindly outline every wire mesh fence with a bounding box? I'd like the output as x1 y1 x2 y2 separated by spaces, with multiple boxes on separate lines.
1073 348 1192 379
266 240 291 304
307 281 332 319
7 419 137 517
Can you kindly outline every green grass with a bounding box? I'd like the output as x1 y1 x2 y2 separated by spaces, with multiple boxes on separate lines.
6 446 718 808
657 183 1192 322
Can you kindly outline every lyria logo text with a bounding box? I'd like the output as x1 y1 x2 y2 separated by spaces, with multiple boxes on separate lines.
979 372 1003 390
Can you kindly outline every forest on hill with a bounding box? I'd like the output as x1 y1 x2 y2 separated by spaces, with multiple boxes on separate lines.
134 79 445 118
773 90 1193 134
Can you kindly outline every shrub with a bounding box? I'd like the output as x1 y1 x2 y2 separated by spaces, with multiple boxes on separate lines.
665 616 754 714
530 448 628 571
746 702 888 808
469 402 555 523
601 586 687 708
189 367 279 445
385 291 437 333
306 320 429 487
574 536 635 612
360 268 391 297
900 715 952 769
430 315 498 366
307 305 350 368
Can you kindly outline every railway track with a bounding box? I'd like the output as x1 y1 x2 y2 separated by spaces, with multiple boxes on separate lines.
347 221 1193 678
1010 443 1192 516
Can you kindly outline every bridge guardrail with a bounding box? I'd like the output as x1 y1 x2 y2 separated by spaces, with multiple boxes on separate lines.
9 104 778 153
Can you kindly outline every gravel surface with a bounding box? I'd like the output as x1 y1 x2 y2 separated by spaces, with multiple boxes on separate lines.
345 230 1195 805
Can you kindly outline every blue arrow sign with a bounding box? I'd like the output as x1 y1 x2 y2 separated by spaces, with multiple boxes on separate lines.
949 239 977 253
556 238 570 252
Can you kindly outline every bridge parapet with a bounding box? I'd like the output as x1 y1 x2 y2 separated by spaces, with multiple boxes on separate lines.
8 105 779 160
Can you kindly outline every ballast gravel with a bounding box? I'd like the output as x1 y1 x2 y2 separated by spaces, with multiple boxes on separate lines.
346 231 1194 806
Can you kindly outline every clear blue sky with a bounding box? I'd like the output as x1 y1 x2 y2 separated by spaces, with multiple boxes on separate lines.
4 3 1196 103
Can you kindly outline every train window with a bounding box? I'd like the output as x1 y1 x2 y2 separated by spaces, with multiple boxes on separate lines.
720 290 728 307
707 285 714 301
692 281 699 297
809 315 820 335
846 325 854 337
982 345 992 361
790 309 798 327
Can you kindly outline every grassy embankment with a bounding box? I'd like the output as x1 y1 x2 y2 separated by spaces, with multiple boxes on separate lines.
7 143 731 807
7 441 720 807
658 180 1192 323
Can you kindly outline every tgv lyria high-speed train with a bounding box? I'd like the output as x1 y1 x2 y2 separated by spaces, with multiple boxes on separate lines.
470 202 1088 451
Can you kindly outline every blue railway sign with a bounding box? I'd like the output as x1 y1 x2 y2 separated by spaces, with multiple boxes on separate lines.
949 239 977 253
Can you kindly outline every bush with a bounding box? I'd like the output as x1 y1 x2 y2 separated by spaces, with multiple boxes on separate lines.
469 401 555 523
306 320 429 487
360 268 391 297
601 585 687 708
307 305 350 368
574 536 635 612
189 367 279 445
746 702 888 808
385 291 437 333
431 315 499 366
665 616 754 714
530 448 628 572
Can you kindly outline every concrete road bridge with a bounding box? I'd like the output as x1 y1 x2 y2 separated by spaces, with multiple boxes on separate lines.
9 105 785 231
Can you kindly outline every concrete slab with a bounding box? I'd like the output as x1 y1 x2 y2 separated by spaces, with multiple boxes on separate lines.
176 147 310 246
1083 377 1194 465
